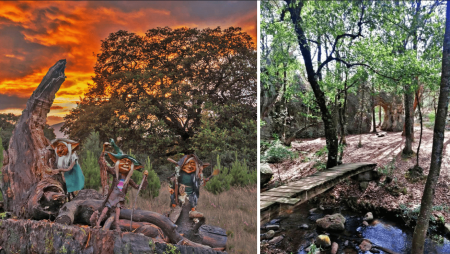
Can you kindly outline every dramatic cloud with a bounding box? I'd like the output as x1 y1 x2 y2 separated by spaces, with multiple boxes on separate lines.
0 1 256 124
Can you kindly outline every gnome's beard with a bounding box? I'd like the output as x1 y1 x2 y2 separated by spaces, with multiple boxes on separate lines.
55 142 78 168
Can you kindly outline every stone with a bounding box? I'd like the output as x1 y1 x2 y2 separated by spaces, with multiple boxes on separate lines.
359 239 372 252
260 163 273 186
269 235 284 245
316 213 346 231
298 224 309 229
357 171 380 181
262 224 280 230
331 242 338 254
363 212 374 221
315 235 331 247
264 230 275 239
362 221 369 226
377 132 386 137
309 208 319 215
444 223 450 235
359 181 369 191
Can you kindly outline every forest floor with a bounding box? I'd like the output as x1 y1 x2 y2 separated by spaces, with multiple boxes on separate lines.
266 126 450 223
127 183 257 254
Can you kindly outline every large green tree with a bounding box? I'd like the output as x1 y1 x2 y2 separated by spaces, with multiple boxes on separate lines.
63 27 256 165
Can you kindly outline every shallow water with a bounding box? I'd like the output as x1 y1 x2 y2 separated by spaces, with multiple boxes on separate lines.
361 219 450 254
263 203 450 254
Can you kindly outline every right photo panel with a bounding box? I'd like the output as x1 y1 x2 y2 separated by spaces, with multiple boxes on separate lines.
260 1 450 254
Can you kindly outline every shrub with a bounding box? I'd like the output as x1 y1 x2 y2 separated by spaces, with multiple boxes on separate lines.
264 142 297 163
205 156 232 195
81 150 101 190
141 157 161 199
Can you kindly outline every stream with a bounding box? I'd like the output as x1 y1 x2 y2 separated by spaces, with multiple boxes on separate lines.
262 203 450 254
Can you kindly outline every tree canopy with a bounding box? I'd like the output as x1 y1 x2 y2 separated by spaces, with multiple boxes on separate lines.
62 26 256 167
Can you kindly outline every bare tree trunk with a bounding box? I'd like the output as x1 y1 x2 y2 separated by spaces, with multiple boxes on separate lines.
372 81 377 133
286 1 339 168
415 89 423 167
412 4 450 252
403 82 414 156
1 60 67 218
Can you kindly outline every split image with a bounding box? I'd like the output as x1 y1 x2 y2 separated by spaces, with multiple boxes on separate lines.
0 1 257 253
260 1 450 254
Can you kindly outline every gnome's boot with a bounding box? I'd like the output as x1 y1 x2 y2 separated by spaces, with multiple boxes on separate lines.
189 207 204 218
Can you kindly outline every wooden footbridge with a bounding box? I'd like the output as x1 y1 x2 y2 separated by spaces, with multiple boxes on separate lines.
260 162 377 222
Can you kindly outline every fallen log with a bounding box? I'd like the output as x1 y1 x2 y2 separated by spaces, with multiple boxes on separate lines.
54 190 213 248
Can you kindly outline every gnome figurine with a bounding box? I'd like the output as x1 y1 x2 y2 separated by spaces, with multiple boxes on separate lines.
168 154 210 223
92 139 147 232
48 138 85 200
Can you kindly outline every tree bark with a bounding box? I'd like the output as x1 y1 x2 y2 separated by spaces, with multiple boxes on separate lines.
411 3 450 253
403 82 414 156
285 0 339 168
415 89 423 167
1 60 67 218
372 81 377 133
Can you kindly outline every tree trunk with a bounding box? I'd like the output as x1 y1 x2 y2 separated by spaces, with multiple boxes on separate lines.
1 60 67 218
372 81 377 133
415 89 423 167
286 1 338 168
403 82 414 156
411 4 450 252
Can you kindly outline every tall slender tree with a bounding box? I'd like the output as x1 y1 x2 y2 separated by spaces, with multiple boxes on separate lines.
411 2 450 252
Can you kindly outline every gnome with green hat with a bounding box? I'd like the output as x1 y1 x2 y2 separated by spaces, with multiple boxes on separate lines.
48 138 85 201
91 138 148 232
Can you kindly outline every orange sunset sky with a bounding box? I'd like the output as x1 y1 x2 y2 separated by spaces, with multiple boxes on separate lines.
0 1 257 125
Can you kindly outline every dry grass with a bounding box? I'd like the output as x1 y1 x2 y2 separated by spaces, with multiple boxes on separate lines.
127 183 257 254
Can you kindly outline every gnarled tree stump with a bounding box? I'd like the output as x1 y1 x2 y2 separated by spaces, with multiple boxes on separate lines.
1 60 67 219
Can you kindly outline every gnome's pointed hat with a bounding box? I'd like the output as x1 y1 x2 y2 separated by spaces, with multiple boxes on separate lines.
106 138 143 171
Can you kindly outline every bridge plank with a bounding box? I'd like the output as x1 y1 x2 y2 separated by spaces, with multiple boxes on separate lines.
260 162 377 219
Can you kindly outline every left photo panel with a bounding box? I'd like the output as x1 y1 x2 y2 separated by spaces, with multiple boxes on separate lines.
0 1 257 253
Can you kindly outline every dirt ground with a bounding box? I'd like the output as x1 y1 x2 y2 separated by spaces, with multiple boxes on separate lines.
266 126 450 221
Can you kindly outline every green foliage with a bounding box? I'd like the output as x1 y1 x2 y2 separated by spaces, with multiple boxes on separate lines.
426 112 436 128
79 131 102 190
229 155 257 187
80 131 102 160
141 157 161 199
307 243 320 254
263 140 297 163
190 115 256 170
205 156 232 195
313 161 327 171
0 130 3 167
378 158 396 176
205 154 256 195
315 146 328 158
163 244 180 254
80 151 101 190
